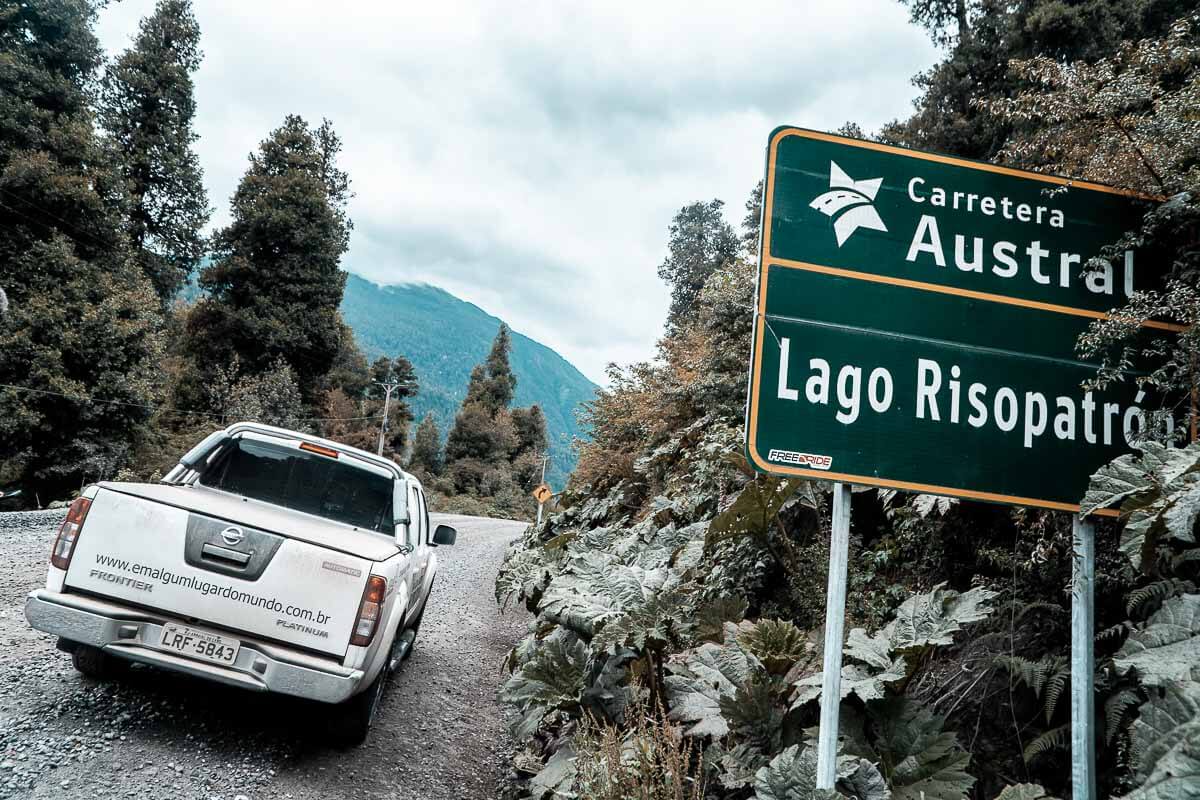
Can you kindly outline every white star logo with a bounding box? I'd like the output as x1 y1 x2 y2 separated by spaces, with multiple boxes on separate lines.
809 161 888 246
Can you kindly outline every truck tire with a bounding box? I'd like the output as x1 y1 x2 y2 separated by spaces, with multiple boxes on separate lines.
329 632 401 746
70 645 127 680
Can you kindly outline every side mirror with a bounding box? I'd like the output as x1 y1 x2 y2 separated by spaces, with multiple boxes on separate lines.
432 524 457 546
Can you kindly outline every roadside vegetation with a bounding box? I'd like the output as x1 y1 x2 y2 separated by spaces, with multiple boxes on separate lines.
496 2 1200 798
0 0 543 520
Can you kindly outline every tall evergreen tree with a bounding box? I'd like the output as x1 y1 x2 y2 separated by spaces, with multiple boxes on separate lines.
512 404 547 458
181 115 352 407
100 0 209 304
446 326 522 472
409 412 443 475
884 0 1196 159
0 0 163 497
657 200 739 329
323 320 371 399
740 180 763 259
464 324 517 414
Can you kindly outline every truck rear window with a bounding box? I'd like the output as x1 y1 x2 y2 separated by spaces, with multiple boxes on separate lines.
201 439 394 534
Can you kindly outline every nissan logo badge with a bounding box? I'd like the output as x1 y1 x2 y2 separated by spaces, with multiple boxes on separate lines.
220 526 245 546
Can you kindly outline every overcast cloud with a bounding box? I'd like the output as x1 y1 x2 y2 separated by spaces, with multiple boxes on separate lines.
96 1 937 383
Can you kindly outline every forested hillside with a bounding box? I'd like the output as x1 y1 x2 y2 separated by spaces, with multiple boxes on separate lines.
340 274 596 487
495 3 1200 799
0 0 564 521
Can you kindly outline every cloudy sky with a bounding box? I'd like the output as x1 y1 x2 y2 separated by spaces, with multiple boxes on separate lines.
96 1 938 384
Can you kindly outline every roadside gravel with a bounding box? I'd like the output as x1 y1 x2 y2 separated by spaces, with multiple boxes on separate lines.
0 510 527 800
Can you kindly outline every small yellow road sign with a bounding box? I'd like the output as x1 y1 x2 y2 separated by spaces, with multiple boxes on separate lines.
531 483 553 504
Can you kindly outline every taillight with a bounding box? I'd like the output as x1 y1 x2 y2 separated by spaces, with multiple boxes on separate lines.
51 496 92 570
350 576 387 647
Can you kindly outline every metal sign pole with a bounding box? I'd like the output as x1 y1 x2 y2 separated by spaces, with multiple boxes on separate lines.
816 482 851 788
1071 514 1097 800
535 454 548 528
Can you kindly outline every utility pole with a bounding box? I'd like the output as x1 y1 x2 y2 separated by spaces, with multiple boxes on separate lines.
374 379 400 456
535 452 549 527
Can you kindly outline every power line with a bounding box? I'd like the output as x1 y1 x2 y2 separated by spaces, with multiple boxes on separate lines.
0 188 115 254
0 383 384 423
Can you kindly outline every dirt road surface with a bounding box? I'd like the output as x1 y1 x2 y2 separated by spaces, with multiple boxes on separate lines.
0 510 527 800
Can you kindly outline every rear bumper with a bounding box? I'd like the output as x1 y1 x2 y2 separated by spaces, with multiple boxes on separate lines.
25 590 364 704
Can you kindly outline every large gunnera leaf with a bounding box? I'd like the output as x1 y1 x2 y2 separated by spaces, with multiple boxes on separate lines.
1115 593 1200 686
706 476 807 551
868 698 974 800
538 551 668 636
795 584 989 709
1120 681 1200 800
840 759 891 800
792 658 908 707
665 641 765 738
590 582 697 655
1082 441 1200 570
750 746 886 800
752 746 839 800
994 784 1061 800
496 537 566 609
886 582 998 650
528 744 577 800
843 583 997 666
498 629 588 741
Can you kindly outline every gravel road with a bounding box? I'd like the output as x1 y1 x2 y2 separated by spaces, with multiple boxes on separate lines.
0 509 528 800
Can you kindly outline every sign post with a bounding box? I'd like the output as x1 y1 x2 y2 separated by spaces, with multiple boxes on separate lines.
1071 516 1097 800
532 454 552 527
815 482 851 788
744 127 1168 796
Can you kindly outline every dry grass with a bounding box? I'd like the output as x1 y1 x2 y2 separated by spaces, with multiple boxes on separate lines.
571 694 706 800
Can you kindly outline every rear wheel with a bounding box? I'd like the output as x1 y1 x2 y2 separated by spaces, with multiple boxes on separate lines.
70 645 127 680
328 630 408 747
328 666 387 747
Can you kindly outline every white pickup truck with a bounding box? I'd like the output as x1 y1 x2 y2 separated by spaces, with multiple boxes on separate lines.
25 422 455 744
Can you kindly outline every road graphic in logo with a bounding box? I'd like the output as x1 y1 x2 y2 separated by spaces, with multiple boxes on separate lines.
808 161 888 246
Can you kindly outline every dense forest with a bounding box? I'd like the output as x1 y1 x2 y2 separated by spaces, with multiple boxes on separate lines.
0 0 546 519
496 2 1200 798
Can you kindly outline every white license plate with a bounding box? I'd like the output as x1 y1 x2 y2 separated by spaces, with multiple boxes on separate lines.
158 624 240 666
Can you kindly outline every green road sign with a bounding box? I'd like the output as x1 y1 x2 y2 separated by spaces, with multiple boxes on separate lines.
745 128 1174 512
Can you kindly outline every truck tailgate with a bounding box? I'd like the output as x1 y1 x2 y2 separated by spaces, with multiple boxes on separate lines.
65 487 370 657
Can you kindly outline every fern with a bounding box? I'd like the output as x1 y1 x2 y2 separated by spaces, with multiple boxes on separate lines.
1023 724 1069 763
994 655 1049 694
1126 578 1197 619
994 655 1069 723
1013 600 1067 624
1096 621 1133 647
1042 667 1069 724
1104 688 1142 745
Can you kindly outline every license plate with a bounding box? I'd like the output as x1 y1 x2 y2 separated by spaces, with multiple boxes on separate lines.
158 624 240 666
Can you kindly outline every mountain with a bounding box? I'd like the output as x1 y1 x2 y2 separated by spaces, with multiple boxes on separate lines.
339 273 596 487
